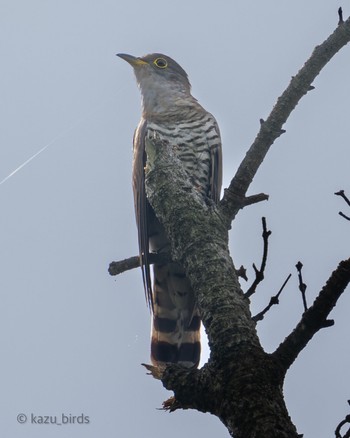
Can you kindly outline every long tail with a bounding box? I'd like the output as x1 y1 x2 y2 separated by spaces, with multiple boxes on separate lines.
150 262 201 368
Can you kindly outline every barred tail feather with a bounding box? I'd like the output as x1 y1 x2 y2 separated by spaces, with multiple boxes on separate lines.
150 263 201 368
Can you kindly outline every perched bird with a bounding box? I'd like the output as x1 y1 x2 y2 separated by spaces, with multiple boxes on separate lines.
118 53 222 368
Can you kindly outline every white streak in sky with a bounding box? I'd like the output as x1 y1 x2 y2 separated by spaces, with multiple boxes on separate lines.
0 137 58 186
0 97 113 187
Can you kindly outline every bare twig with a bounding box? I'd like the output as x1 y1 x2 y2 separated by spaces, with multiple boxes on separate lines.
338 7 344 25
108 252 171 276
339 212 350 221
273 258 350 372
335 400 350 438
252 273 292 322
335 190 350 221
245 217 272 298
296 261 308 311
335 190 350 207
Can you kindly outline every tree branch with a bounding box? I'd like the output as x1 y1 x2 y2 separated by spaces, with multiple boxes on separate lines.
335 190 350 207
108 252 171 276
335 190 350 221
339 212 350 221
273 258 350 372
245 217 271 298
252 273 291 322
220 15 350 223
295 261 308 311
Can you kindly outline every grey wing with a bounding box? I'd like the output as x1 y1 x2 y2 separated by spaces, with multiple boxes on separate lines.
132 119 153 310
209 120 223 204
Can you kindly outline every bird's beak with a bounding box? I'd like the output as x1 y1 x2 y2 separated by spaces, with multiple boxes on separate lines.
117 53 148 67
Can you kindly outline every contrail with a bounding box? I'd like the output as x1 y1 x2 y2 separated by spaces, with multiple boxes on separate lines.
0 137 59 186
0 97 113 187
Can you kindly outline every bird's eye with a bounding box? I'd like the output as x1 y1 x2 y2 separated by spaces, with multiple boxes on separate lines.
154 58 168 69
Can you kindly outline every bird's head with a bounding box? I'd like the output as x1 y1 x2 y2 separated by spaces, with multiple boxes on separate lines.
117 53 193 116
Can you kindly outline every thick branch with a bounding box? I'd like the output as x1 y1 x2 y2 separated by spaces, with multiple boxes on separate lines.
273 258 350 371
220 16 350 222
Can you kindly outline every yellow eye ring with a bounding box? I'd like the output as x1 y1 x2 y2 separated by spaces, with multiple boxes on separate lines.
154 57 168 69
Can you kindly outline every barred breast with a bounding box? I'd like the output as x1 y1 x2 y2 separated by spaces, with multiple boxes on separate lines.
147 110 221 199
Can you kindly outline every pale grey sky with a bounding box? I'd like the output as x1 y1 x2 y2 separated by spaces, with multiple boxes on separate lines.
1 1 349 437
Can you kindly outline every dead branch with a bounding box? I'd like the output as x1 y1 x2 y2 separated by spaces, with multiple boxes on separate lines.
252 273 292 322
108 252 171 276
273 258 350 372
245 217 271 298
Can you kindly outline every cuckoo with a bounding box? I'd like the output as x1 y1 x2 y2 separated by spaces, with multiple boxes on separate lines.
118 53 222 368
